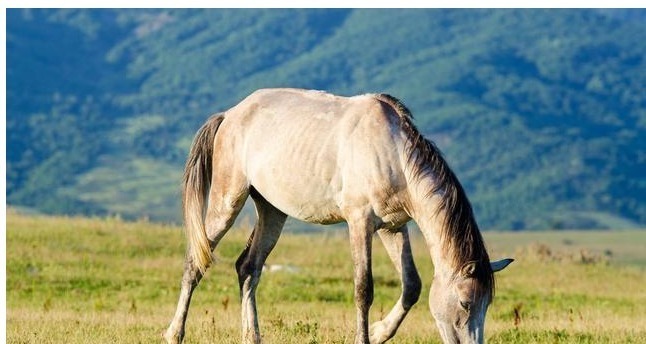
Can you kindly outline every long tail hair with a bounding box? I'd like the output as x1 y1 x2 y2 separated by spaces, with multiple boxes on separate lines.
182 114 225 273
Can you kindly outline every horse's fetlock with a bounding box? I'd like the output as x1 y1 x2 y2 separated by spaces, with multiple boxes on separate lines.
162 327 184 344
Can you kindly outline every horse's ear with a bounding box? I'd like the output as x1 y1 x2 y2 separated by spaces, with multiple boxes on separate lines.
491 258 514 273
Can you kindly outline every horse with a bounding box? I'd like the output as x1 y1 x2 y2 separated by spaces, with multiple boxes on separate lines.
163 88 513 344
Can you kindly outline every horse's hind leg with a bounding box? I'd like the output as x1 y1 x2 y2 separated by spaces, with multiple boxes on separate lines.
164 178 249 344
235 189 287 344
370 225 421 344
163 255 204 344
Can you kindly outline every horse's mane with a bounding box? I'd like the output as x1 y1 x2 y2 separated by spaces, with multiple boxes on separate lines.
374 93 494 297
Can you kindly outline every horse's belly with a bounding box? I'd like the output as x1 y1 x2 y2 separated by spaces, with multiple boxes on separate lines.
289 201 345 225
252 180 345 225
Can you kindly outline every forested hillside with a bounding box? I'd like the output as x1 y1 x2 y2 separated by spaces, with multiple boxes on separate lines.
6 9 646 229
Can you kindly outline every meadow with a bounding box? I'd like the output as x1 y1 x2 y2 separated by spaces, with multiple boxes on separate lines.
7 209 646 343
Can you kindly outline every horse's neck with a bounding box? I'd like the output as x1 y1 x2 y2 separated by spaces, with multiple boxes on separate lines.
409 183 458 279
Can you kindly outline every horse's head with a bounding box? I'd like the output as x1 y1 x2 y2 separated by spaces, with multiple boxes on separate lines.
429 258 513 344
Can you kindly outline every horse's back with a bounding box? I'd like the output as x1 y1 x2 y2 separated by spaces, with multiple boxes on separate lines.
215 88 410 226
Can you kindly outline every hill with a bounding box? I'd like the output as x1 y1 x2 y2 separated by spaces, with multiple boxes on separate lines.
6 9 646 229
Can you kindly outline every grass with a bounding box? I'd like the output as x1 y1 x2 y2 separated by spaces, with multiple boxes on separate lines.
6 209 646 343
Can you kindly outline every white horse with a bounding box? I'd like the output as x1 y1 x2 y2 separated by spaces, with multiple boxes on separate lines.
164 88 513 344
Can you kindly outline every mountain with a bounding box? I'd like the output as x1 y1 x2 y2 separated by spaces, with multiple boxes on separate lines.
6 9 646 230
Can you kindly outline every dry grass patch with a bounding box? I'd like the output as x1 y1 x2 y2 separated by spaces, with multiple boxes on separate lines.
7 210 646 343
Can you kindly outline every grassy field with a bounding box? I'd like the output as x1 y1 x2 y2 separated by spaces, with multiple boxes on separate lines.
6 209 646 343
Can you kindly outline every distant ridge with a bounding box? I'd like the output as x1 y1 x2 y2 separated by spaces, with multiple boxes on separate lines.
7 9 645 230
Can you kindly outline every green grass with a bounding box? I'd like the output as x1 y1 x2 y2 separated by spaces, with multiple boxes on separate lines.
7 210 646 343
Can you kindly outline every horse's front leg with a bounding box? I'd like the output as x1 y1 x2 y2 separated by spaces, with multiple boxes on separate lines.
370 225 422 343
347 215 375 344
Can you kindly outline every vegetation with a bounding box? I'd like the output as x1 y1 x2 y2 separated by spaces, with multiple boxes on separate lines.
6 9 646 229
7 210 646 343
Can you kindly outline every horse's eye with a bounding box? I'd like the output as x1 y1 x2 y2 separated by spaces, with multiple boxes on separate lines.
459 300 471 312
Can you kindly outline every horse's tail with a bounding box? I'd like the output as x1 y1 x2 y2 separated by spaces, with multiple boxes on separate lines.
182 114 225 273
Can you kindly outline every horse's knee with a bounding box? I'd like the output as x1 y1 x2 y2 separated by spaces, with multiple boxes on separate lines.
235 248 252 285
402 272 422 310
355 274 374 309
